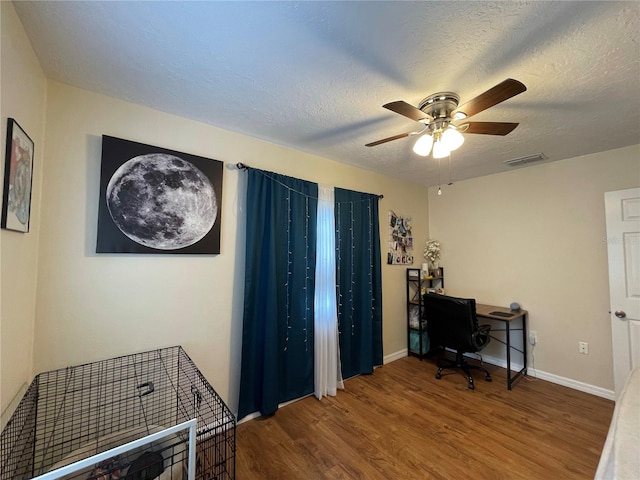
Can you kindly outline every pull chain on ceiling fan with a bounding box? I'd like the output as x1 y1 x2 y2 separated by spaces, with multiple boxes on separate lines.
366 79 527 158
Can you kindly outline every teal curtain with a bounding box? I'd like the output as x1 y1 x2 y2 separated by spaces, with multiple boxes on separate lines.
238 168 317 419
335 188 383 379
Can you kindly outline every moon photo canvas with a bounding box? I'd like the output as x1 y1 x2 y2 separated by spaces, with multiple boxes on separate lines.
96 136 223 254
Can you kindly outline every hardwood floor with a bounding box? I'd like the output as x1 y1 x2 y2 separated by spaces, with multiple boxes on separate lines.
236 356 614 479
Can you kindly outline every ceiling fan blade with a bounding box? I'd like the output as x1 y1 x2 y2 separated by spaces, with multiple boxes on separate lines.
458 122 519 136
452 79 526 119
383 101 432 123
365 132 411 147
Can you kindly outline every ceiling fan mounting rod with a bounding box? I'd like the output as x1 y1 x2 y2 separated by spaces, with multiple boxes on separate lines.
432 118 450 133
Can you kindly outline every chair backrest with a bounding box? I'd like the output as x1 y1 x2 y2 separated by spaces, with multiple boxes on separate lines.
423 293 482 353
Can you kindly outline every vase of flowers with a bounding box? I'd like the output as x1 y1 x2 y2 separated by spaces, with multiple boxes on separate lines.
424 239 441 273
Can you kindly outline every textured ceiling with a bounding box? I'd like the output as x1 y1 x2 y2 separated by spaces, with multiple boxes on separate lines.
12 1 640 187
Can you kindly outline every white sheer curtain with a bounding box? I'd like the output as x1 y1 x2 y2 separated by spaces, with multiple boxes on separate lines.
314 184 344 399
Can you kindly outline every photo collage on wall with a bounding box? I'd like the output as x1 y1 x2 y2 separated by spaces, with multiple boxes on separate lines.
387 210 413 265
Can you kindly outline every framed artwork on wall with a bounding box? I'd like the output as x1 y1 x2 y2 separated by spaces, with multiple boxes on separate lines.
2 118 35 233
96 136 223 254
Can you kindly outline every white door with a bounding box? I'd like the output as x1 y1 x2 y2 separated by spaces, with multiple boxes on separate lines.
605 187 640 398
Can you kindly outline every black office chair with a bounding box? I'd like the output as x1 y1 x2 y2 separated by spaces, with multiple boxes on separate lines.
423 293 492 390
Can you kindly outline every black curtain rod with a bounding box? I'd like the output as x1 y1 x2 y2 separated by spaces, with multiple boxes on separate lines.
235 162 383 199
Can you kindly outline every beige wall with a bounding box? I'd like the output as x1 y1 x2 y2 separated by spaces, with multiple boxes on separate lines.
428 145 640 391
0 2 47 423
32 81 428 412
6 0 636 423
2 1 429 418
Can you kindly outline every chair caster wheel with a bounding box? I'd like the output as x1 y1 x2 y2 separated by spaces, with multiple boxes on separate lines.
486 375 492 382
468 382 475 390
435 372 441 379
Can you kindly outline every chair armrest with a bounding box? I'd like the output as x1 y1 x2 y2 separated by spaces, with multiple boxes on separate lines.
472 324 491 349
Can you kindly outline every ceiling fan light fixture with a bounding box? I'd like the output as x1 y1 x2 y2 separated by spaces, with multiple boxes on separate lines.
432 139 450 159
412 133 434 156
453 112 467 120
441 126 465 151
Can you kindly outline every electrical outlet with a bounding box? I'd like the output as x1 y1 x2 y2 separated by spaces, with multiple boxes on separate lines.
579 342 589 354
529 330 537 345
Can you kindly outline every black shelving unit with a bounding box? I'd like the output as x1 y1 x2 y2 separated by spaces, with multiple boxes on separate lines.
406 267 444 359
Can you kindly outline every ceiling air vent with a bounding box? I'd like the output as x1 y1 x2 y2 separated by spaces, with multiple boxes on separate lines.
504 153 547 167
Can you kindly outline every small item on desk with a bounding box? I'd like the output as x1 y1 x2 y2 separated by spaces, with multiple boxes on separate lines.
510 302 521 311
490 311 515 317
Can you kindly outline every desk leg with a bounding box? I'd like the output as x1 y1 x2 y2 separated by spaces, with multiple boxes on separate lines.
482 311 527 390
505 320 512 390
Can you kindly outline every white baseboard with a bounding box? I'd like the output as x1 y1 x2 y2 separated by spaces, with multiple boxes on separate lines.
382 349 615 401
480 353 615 400
238 411 261 424
525 367 615 400
238 393 314 424
480 353 523 373
384 349 408 364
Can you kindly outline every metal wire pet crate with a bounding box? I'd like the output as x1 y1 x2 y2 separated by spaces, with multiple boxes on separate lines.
0 346 235 479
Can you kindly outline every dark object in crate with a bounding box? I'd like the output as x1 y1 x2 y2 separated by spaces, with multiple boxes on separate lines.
0 346 236 479
125 451 164 480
